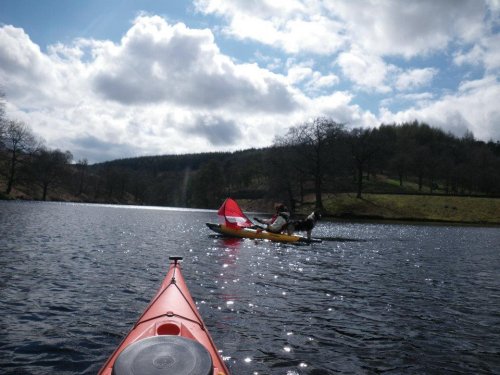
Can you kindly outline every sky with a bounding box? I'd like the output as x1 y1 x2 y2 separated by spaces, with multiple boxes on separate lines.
1 0 499 163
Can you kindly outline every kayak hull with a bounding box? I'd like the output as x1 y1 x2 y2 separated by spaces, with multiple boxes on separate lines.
98 257 230 375
206 223 321 243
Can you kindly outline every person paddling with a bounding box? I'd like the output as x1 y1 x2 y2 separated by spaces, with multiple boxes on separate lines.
254 203 291 234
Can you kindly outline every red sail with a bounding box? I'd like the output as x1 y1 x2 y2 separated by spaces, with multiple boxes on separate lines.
217 198 253 228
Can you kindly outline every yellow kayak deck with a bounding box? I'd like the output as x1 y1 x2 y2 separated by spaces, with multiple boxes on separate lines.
206 223 321 244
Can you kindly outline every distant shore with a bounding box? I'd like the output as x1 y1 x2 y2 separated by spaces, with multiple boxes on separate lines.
2 189 499 226
239 193 500 226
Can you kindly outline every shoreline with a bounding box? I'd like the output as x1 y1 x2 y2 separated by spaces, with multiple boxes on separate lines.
2 196 499 227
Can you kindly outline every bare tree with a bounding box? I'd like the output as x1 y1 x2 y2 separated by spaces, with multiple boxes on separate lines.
30 148 73 200
350 127 378 198
266 144 302 211
1 120 37 195
0 120 6 153
0 91 6 146
0 90 5 114
75 158 88 196
276 117 344 210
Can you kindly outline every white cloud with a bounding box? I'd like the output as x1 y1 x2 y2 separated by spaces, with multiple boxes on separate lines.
253 51 283 71
380 92 435 108
194 0 308 19
193 0 500 142
305 72 339 92
195 0 347 55
454 44 485 67
285 60 339 93
305 91 378 127
478 34 500 71
454 34 500 72
337 48 393 92
0 17 373 162
380 75 500 140
0 25 45 76
196 0 489 58
395 68 438 91
0 25 58 103
89 16 299 113
330 0 487 57
2 1 499 164
287 64 313 85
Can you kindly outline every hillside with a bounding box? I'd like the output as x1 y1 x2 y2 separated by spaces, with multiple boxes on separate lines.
238 192 500 225
2 121 500 226
324 193 500 224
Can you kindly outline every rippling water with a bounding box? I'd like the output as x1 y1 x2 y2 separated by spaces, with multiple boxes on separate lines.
1 201 499 374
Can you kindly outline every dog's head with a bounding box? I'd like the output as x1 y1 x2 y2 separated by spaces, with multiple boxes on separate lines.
308 211 321 223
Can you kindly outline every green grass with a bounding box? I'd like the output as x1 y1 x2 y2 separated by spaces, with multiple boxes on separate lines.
321 193 500 224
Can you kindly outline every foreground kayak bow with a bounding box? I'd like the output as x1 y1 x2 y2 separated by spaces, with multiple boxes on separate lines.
98 256 230 375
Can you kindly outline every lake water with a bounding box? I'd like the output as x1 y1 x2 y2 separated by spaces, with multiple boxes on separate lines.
0 201 499 374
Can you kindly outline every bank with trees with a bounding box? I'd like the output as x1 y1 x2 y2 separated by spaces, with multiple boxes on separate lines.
2 92 500 224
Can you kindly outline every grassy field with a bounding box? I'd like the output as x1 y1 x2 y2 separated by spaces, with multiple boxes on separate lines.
318 193 500 224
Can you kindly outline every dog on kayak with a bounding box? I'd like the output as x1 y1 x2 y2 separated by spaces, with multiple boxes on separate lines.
288 211 321 240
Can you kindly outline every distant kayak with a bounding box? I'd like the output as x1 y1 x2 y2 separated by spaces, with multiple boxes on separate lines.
206 222 321 243
206 198 321 244
98 256 230 375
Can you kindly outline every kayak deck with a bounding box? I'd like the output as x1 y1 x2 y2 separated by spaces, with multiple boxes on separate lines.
206 223 321 243
98 256 230 375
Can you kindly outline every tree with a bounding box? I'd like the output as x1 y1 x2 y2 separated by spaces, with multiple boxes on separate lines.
349 127 378 198
376 122 410 187
75 158 88 196
0 120 37 195
100 166 129 201
266 145 303 211
189 159 225 208
276 117 344 210
0 91 8 163
30 148 73 200
0 91 6 138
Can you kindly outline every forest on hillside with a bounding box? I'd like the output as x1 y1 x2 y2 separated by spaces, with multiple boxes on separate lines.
2 92 500 209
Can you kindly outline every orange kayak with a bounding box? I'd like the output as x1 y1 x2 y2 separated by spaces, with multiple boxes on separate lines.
98 256 230 375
